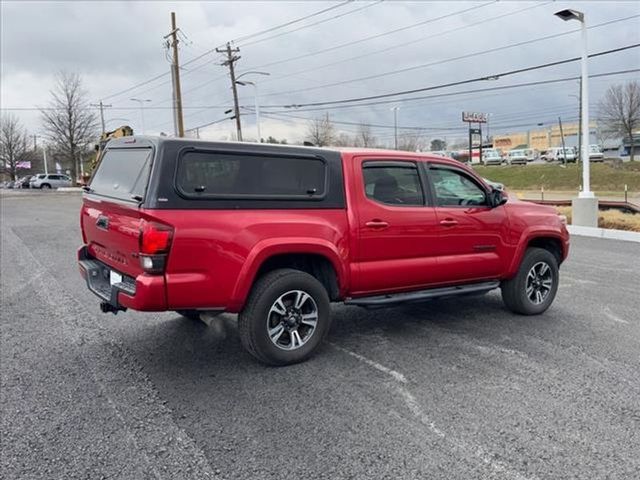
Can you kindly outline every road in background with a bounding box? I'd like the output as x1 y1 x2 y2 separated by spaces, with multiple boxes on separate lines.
2 193 639 479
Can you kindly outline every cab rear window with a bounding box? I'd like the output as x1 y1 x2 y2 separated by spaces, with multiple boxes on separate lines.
176 150 326 199
90 148 152 201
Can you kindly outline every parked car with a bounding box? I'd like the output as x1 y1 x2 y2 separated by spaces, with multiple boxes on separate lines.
30 173 72 189
588 144 604 162
482 149 503 165
78 137 569 365
542 147 576 163
508 149 528 165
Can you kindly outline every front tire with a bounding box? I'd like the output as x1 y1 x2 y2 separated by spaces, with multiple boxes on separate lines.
238 269 331 366
501 247 559 315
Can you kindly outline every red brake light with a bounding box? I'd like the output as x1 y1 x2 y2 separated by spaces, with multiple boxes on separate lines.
139 220 173 254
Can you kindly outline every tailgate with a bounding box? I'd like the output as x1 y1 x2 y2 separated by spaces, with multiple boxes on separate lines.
81 145 154 278
82 198 143 278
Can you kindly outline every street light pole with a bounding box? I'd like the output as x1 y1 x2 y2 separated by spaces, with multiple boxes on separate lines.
579 22 590 197
235 71 270 143
391 106 400 149
130 98 151 134
555 8 597 227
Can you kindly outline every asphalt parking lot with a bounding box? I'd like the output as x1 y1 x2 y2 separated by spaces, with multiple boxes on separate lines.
1 191 639 480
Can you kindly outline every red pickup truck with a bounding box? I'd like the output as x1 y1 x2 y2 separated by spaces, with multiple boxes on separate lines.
79 137 569 365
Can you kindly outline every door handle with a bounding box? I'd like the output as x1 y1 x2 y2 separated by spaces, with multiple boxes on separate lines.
365 220 389 229
439 218 458 227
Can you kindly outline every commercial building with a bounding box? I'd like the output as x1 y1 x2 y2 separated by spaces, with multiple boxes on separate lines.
492 122 597 152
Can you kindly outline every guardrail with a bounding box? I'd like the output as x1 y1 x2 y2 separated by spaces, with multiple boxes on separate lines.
522 199 640 214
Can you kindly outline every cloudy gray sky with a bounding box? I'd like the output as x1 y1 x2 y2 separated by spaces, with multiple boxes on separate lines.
1 0 639 146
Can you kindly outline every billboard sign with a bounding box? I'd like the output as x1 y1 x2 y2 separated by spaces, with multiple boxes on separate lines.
462 111 488 123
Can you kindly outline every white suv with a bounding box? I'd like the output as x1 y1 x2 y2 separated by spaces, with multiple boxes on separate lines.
30 173 72 189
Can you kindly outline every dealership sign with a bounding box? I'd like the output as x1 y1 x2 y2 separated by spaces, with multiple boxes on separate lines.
462 111 488 123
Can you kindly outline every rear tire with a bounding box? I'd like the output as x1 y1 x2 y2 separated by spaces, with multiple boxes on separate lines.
238 268 331 366
501 247 559 315
41 184 51 189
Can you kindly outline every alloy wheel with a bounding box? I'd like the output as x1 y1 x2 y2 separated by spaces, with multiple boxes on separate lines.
525 261 553 305
267 290 318 351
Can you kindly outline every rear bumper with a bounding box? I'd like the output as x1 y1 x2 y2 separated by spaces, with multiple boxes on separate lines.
77 246 167 311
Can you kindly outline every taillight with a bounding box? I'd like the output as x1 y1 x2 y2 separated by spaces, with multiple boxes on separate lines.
139 220 174 274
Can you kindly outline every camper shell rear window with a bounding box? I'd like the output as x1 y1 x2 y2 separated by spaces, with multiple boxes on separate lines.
90 148 152 202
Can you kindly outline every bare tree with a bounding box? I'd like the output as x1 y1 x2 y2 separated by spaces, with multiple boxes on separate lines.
598 81 640 161
333 132 355 147
355 122 376 147
0 114 29 181
306 115 335 147
41 71 97 180
397 132 426 152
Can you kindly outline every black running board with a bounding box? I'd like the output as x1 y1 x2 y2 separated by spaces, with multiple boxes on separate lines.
345 281 500 307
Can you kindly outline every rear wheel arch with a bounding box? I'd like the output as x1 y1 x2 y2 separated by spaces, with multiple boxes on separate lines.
229 243 346 311
255 253 340 301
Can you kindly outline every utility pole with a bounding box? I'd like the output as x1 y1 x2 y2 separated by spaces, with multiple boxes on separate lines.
90 101 112 134
558 116 567 168
216 43 242 141
165 12 184 137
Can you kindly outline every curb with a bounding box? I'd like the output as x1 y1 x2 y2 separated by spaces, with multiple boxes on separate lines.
57 187 83 192
567 225 640 243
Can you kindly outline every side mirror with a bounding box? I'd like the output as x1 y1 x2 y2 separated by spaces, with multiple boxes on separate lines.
489 188 507 208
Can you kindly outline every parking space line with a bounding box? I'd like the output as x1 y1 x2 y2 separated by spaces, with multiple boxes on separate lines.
603 307 630 325
330 342 536 480
329 342 408 384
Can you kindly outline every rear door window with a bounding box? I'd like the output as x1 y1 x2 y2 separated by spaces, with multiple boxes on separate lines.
90 148 152 201
176 151 327 199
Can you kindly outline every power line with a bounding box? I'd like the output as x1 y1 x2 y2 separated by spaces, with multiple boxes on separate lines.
258 9 635 86
258 68 640 113
246 0 500 71
98 1 356 102
258 15 640 99
185 116 232 132
237 1 385 48
5 69 634 114
232 1 353 44
260 44 640 109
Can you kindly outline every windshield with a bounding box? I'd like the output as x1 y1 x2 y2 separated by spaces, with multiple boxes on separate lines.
590 145 601 153
510 150 524 156
90 148 152 201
